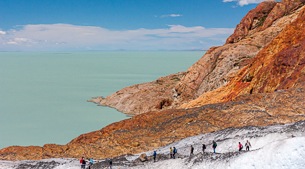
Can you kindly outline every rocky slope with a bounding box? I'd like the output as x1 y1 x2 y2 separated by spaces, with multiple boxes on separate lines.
91 0 305 115
181 1 305 108
90 72 186 115
1 0 305 161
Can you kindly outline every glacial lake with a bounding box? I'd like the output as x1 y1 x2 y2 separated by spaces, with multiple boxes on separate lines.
0 51 203 148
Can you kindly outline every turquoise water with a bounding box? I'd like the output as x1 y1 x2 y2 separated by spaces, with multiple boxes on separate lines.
0 51 203 149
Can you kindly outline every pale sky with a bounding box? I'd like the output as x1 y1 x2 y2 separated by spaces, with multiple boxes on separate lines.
0 0 274 51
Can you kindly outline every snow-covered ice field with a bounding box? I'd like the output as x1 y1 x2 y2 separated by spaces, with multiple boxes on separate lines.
1 121 305 169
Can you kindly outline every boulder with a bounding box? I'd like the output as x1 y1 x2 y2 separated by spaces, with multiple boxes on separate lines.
139 153 148 162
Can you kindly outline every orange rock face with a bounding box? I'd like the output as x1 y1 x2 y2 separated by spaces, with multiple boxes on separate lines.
262 0 301 29
227 0 305 43
1 0 305 161
182 4 305 108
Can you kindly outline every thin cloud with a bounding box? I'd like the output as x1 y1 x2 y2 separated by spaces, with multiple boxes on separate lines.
7 38 31 45
0 24 234 51
223 0 271 6
160 14 183 18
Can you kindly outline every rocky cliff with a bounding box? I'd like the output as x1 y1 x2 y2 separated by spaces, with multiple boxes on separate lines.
91 0 305 115
1 0 305 161
182 0 305 108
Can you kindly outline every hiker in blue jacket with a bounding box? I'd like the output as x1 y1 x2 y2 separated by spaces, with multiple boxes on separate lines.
212 140 217 153
173 147 177 159
88 158 94 169
153 150 157 162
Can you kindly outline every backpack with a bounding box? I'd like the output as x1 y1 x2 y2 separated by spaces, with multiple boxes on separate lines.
203 144 206 149
80 159 83 164
174 148 177 153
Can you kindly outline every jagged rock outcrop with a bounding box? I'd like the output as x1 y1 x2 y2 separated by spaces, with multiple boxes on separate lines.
92 0 305 115
225 1 277 43
1 0 305 161
226 0 305 44
182 3 305 108
262 0 305 30
175 0 305 107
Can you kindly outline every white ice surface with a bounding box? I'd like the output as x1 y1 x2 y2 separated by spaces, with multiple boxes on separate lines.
1 123 305 169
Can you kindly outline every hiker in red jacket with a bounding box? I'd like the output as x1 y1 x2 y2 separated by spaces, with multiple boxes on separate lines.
238 142 243 151
80 157 86 169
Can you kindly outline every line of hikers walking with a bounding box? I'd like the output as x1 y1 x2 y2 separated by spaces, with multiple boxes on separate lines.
200 140 251 155
153 139 252 162
193 140 217 155
80 140 252 167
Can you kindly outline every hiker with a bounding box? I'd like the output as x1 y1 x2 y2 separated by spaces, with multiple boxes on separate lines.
80 157 86 169
202 144 206 153
88 158 94 169
238 142 243 151
153 150 157 162
212 140 217 153
245 140 252 151
109 159 113 169
173 147 177 159
170 147 173 158
190 145 194 156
